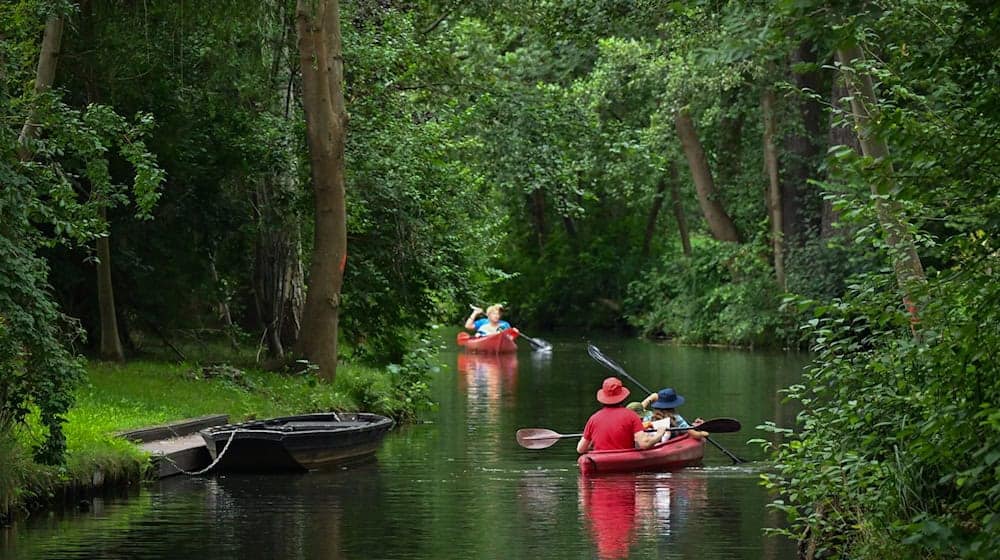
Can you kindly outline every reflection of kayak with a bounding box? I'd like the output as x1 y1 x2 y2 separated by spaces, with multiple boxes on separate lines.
579 475 637 559
456 352 519 376
456 328 520 353
578 434 705 475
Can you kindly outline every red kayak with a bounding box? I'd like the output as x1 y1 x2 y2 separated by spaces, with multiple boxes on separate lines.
578 434 705 475
456 328 520 353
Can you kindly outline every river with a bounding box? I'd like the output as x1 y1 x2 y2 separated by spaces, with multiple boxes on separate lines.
0 336 807 559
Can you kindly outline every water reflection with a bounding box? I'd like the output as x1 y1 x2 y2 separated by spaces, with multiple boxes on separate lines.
579 475 639 560
579 473 712 560
456 352 519 419
634 473 708 539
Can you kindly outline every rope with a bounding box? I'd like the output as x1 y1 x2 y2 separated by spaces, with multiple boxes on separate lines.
155 429 239 476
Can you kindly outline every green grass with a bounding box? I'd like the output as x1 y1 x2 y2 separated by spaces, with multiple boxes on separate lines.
3 358 398 520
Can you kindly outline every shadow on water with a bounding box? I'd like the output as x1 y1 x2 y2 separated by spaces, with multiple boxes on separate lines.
1 335 807 560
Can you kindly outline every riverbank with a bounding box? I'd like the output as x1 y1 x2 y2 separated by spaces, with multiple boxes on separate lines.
0 358 405 522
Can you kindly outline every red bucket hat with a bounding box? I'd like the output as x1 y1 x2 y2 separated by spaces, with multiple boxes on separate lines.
596 377 630 405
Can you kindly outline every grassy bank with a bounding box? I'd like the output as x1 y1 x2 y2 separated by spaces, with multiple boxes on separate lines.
2 358 404 521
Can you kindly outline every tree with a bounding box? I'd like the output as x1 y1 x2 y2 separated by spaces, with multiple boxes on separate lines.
2 3 162 461
295 0 348 382
16 12 64 161
835 44 925 294
762 88 786 289
674 107 740 243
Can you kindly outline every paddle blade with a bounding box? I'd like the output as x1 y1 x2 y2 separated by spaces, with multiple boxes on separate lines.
694 418 741 434
525 335 552 353
515 428 571 450
587 343 624 376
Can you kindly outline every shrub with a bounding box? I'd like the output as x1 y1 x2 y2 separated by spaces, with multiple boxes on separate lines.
625 236 795 347
760 241 1000 558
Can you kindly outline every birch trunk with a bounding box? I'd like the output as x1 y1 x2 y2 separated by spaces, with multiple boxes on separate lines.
762 89 786 290
836 44 925 295
17 14 64 161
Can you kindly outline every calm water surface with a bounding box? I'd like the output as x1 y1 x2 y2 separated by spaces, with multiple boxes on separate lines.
1 336 807 559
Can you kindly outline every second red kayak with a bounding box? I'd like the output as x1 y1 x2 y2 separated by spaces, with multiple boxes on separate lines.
578 434 705 475
456 328 520 353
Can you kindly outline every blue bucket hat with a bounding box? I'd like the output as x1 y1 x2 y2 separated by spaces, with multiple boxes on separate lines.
650 388 685 409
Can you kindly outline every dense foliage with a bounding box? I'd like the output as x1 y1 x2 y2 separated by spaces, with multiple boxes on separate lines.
748 1 1000 557
2 1 998 554
2 1 164 462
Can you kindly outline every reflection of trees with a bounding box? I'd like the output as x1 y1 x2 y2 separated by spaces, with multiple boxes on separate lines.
0 487 157 559
633 473 708 540
204 467 385 559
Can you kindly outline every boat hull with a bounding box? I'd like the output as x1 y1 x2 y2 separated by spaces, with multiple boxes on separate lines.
456 328 520 353
578 434 705 475
200 412 394 473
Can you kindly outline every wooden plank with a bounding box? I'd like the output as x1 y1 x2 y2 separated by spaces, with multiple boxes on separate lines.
140 434 212 478
117 414 229 443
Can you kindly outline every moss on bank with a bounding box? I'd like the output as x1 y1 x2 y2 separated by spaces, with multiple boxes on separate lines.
1 359 404 521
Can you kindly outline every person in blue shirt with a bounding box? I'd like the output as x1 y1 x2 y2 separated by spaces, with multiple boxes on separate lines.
644 388 709 442
464 304 511 337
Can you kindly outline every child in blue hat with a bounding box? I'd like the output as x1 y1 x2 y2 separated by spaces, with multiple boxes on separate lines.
642 388 708 442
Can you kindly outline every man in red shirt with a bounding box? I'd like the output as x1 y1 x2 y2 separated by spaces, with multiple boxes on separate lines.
577 377 668 453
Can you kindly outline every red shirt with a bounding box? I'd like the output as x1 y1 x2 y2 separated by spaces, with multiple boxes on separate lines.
582 406 644 451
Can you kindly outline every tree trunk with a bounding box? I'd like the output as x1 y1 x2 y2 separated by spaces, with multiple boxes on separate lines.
295 0 348 382
82 30 125 363
781 41 825 245
822 77 861 239
675 108 740 242
716 91 745 193
253 186 305 359
642 177 667 258
762 89 786 290
96 207 125 362
528 189 547 251
561 215 578 241
17 14 64 161
836 44 925 296
207 253 239 349
252 48 305 360
669 162 692 257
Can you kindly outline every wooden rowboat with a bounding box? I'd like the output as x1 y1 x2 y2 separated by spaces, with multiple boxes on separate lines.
456 328 520 353
578 434 705 475
199 412 394 473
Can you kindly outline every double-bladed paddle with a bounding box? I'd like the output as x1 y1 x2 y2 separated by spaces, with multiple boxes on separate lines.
585 343 747 464
516 418 742 450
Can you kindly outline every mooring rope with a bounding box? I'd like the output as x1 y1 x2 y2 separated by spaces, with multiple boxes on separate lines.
155 429 239 476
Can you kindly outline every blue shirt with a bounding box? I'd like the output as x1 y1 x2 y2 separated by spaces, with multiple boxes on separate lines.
473 318 510 337
669 414 690 439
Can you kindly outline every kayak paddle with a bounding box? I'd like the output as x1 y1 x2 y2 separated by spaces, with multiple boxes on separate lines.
518 331 552 352
516 418 742 450
516 429 583 449
585 343 747 464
